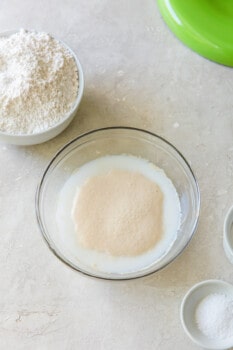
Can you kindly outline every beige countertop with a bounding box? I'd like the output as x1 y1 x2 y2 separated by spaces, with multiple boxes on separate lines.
1 1 233 349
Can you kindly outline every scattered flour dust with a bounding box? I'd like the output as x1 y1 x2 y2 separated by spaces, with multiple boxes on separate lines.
0 29 79 134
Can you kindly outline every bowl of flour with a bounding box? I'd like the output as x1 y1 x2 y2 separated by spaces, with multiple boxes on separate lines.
0 29 84 145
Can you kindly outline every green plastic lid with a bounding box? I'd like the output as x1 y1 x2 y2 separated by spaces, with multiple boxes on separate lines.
157 0 233 67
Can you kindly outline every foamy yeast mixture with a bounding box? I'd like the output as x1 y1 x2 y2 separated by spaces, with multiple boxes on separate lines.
56 155 181 274
73 169 164 256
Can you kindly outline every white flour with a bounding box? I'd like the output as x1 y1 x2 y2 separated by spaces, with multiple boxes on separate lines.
0 29 79 135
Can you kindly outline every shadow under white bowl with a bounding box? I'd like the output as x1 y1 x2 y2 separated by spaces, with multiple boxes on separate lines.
180 279 233 350
0 30 84 146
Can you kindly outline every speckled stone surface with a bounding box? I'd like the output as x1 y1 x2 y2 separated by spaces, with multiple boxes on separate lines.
1 1 233 349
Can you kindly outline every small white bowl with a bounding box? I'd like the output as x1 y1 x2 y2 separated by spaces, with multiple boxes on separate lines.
180 279 233 350
0 30 84 146
223 205 233 265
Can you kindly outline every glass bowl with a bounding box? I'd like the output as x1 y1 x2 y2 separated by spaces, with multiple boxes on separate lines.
36 127 200 280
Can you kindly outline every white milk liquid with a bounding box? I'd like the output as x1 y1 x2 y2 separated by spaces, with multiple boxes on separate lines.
56 155 181 274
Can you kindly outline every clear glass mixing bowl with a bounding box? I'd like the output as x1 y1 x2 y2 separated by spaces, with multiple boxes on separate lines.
36 127 200 280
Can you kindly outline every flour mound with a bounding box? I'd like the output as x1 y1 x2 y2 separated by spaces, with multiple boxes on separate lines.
0 29 79 134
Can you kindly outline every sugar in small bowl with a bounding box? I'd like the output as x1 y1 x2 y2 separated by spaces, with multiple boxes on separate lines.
0 29 84 145
180 280 233 350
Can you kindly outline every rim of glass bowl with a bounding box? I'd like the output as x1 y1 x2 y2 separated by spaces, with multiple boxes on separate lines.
35 126 200 281
0 29 84 138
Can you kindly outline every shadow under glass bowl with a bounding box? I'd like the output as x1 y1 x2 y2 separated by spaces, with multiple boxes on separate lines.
36 127 200 280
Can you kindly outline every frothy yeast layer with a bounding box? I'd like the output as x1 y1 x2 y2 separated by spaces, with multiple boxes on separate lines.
56 155 181 274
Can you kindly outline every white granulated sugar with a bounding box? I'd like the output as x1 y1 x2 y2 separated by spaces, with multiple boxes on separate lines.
195 293 233 340
0 29 79 134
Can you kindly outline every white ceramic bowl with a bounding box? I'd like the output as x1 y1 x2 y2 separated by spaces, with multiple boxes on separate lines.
223 205 233 265
180 279 233 350
0 30 84 146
